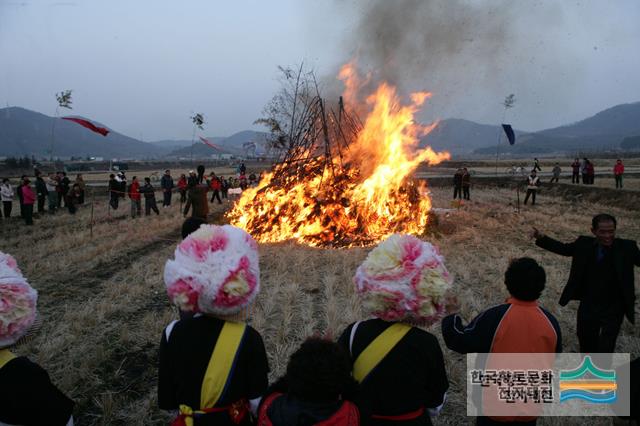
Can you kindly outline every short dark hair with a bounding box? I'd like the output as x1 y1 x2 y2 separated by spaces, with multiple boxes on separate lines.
144 177 150 183
2 178 8 183
181 217 207 238
505 257 546 301
592 214 616 230
110 174 115 178
286 338 354 402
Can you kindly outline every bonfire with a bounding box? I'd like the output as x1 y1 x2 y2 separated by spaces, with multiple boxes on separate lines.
227 64 450 247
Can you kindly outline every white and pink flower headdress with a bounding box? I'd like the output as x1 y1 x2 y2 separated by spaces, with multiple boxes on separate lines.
164 225 260 316
0 251 38 348
354 234 453 325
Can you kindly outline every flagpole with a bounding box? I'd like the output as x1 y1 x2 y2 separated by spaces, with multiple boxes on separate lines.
494 94 515 176
494 108 507 176
190 124 196 167
50 105 59 162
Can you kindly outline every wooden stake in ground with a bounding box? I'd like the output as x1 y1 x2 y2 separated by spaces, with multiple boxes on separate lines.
90 199 95 238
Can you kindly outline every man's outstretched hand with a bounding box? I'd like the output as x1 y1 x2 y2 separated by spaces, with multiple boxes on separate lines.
530 227 543 240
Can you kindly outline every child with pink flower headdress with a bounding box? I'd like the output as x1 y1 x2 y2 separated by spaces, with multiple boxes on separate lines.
337 234 452 426
159 225 269 426
0 251 75 426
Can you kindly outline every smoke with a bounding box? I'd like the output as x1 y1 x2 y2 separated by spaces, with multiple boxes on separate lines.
325 0 570 126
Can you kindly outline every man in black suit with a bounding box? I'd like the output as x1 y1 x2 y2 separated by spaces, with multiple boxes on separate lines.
531 214 640 353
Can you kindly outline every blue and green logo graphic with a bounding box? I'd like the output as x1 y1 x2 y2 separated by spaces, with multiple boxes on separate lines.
559 356 617 404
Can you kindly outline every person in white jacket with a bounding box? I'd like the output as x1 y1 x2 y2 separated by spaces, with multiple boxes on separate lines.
524 170 540 205
45 173 59 213
0 179 13 219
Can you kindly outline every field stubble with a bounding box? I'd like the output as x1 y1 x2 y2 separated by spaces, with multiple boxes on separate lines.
0 186 638 425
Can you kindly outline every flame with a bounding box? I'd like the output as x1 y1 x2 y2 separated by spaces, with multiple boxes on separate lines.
227 65 450 247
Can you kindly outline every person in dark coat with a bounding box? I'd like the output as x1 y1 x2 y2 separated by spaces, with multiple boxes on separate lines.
453 168 463 200
585 160 595 185
184 168 209 220
34 172 48 214
0 252 75 426
108 174 120 210
571 158 581 184
532 213 640 353
581 158 589 185
75 174 86 204
159 225 268 426
337 235 450 425
66 183 82 214
220 176 229 200
55 172 64 208
533 158 541 172
17 175 26 219
160 169 174 208
60 172 70 207
117 172 127 201
462 167 471 200
142 177 160 216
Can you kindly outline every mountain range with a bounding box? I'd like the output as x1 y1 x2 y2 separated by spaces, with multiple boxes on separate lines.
471 102 640 155
2 102 640 159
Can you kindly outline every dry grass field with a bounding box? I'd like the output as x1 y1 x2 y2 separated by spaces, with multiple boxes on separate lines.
0 184 638 425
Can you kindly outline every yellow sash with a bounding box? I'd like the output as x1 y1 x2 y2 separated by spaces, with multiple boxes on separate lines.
177 321 246 426
201 321 246 408
0 349 16 369
353 323 411 383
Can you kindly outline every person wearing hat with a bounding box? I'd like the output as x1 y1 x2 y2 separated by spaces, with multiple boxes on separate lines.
159 225 269 425
337 234 451 425
0 251 75 425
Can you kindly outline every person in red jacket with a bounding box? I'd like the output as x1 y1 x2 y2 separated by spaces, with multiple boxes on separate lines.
177 174 188 203
20 178 36 225
209 172 222 204
614 159 625 189
128 176 141 218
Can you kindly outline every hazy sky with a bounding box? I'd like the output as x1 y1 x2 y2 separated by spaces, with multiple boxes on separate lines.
1 0 639 140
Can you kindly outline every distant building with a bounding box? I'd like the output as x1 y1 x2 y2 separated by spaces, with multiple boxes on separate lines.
211 153 234 160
